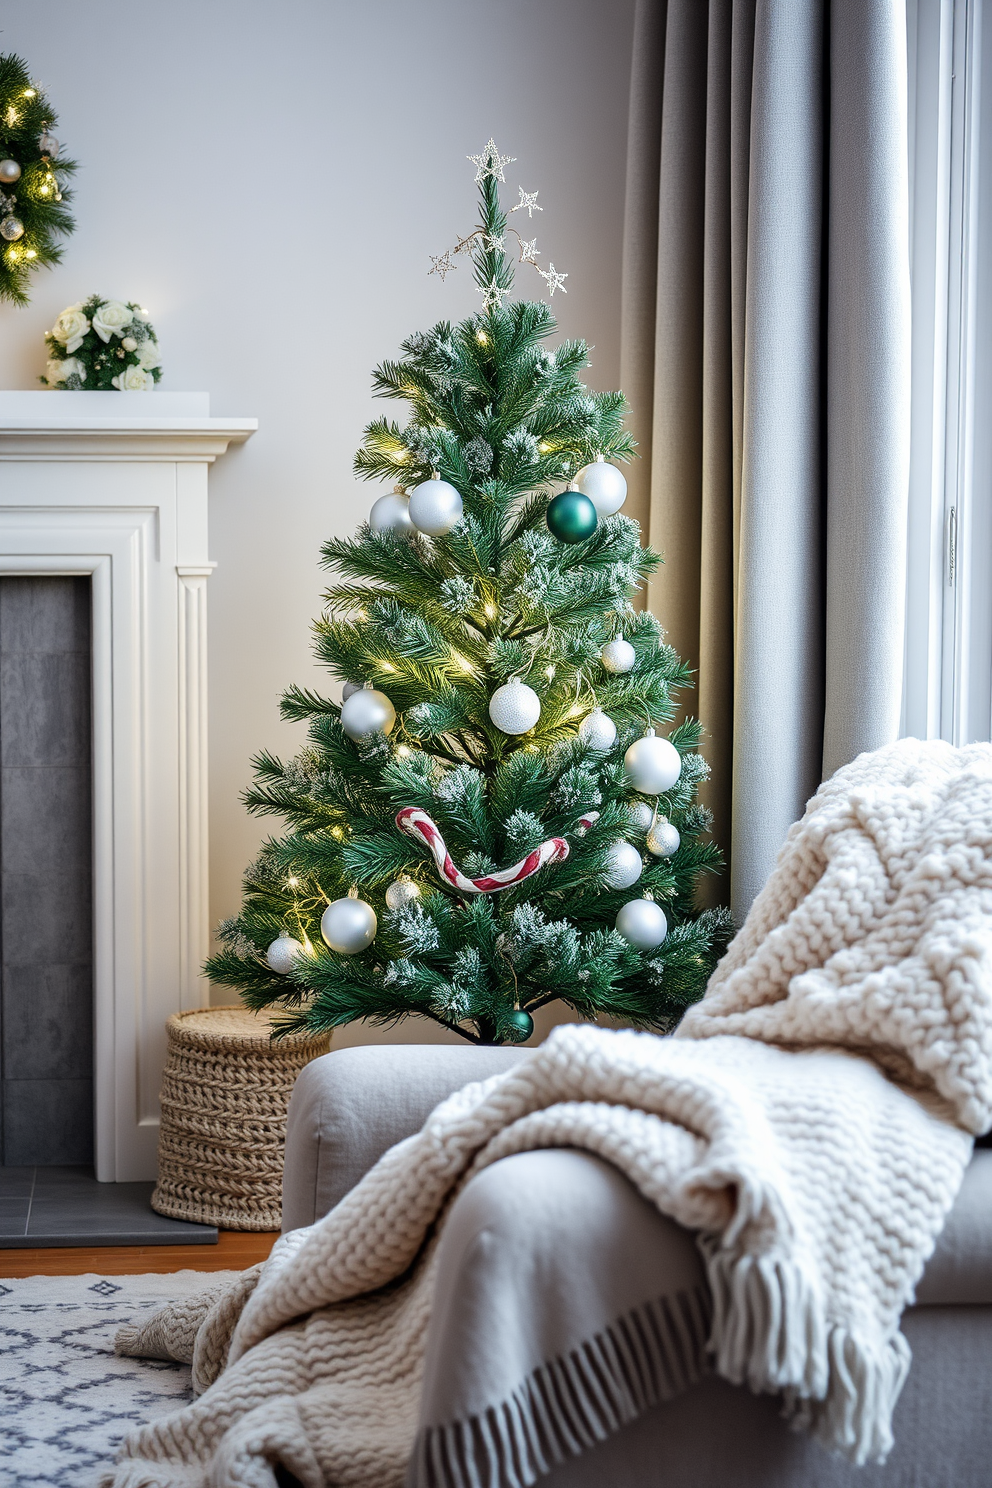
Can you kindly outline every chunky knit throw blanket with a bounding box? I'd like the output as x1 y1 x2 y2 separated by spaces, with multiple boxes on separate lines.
107 739 992 1487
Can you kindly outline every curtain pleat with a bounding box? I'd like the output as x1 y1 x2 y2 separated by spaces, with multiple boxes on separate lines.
622 0 910 921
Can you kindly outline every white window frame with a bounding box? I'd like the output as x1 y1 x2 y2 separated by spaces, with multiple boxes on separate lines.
904 0 992 744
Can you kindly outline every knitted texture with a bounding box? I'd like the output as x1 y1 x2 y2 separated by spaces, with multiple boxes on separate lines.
108 740 992 1487
151 1007 330 1230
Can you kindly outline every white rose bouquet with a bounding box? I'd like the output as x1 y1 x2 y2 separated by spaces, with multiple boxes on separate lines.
41 295 162 390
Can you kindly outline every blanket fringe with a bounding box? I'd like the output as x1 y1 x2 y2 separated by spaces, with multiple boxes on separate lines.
705 1244 911 1464
406 1284 712 1488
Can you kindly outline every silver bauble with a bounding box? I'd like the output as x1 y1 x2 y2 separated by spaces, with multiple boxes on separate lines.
0 159 22 186
600 638 636 674
370 491 414 535
340 687 396 740
266 932 306 974
646 819 681 857
488 676 541 734
602 840 643 890
321 895 377 954
623 729 682 794
0 215 24 242
578 706 618 751
408 478 463 536
341 680 363 701
626 800 655 832
385 877 421 911
616 897 668 949
575 458 627 516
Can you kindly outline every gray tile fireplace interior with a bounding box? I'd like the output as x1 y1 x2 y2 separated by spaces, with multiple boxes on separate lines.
0 576 216 1247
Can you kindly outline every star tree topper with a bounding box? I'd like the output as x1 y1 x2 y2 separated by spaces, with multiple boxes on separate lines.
468 139 516 183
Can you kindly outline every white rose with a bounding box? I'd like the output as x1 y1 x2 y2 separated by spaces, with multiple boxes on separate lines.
51 304 90 354
46 355 87 386
137 338 161 369
112 365 154 391
91 299 134 343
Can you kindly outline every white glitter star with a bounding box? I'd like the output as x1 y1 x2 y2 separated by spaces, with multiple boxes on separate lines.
538 262 568 296
468 140 516 184
483 232 505 252
512 188 543 217
518 237 539 265
429 249 456 281
477 278 509 311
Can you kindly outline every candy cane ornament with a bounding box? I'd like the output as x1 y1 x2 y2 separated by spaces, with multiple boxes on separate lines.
395 806 599 896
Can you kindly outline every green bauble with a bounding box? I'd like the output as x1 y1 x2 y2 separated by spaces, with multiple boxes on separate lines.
546 490 598 544
504 1009 535 1043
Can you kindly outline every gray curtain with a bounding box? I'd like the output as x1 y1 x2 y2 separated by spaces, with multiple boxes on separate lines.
621 0 911 921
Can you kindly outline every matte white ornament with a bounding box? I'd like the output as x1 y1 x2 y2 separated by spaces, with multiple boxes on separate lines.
646 819 681 857
601 638 636 674
488 676 541 734
603 840 643 890
369 492 414 535
385 877 421 911
321 894 377 954
575 457 628 516
265 932 306 974
341 688 396 740
408 478 464 536
578 706 617 751
624 728 682 794
626 800 655 832
616 896 668 949
341 680 363 701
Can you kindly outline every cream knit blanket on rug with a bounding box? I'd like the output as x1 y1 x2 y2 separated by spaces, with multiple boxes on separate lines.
106 739 992 1488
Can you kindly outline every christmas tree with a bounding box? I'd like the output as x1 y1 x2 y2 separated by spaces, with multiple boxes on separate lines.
206 143 732 1046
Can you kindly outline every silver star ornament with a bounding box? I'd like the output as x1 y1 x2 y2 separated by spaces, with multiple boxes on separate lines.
539 262 568 296
513 188 543 217
429 249 457 281
468 140 516 184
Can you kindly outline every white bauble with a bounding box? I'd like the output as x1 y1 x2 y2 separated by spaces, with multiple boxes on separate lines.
602 840 643 890
385 877 421 911
646 819 681 857
616 897 668 949
266 932 306 974
626 800 655 832
408 478 463 536
575 458 628 516
624 729 682 794
578 706 617 751
370 492 414 535
321 895 377 954
601 638 636 674
341 680 363 701
340 688 396 740
488 676 541 734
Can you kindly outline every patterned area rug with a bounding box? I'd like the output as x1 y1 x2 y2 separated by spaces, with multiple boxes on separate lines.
0 1270 239 1487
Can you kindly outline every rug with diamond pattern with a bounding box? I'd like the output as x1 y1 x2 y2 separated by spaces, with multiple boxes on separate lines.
0 1270 239 1487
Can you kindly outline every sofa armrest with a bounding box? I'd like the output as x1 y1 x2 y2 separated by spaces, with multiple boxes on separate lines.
281 1042 530 1231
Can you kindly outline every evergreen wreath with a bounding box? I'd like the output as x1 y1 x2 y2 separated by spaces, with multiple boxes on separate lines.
41 295 162 390
0 54 76 306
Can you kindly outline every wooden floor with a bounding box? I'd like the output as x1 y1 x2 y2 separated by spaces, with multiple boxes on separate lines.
0 1229 279 1278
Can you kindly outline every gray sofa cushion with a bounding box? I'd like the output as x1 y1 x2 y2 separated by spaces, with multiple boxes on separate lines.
282 1045 992 1307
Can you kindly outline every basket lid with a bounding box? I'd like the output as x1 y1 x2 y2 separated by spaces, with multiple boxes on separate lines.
165 1005 329 1051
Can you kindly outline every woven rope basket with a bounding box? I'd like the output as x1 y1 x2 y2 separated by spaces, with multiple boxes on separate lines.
151 1006 330 1231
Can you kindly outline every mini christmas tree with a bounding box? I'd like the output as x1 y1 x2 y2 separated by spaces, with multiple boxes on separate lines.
206 143 732 1045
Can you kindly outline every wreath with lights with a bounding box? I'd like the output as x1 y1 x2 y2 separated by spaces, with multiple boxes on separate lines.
0 54 76 306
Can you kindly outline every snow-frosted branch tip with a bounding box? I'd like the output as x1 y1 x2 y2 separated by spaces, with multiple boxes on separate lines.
538 262 568 296
511 188 542 217
429 249 456 281
468 139 516 184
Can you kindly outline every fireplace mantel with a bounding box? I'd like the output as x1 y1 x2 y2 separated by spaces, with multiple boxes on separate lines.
0 392 257 1180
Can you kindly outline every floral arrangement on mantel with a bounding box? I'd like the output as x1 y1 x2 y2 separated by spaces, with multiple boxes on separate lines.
41 295 162 390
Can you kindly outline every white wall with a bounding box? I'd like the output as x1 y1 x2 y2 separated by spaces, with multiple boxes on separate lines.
0 0 636 1043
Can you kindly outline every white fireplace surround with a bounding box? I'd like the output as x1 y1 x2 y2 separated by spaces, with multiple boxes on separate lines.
0 392 256 1180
